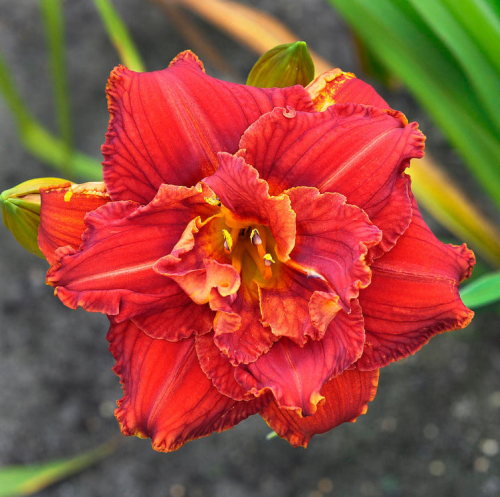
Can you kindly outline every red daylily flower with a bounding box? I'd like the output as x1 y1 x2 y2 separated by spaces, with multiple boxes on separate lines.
38 52 474 451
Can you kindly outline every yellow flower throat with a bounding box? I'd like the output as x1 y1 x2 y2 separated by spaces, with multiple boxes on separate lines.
219 205 276 281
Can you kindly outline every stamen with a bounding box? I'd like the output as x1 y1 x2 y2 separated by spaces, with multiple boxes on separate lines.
263 253 275 266
250 228 262 245
222 229 233 253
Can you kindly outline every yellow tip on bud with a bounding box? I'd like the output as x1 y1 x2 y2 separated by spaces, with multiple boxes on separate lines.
247 41 315 89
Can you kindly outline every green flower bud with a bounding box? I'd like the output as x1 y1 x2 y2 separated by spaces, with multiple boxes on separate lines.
247 41 315 88
1 177 70 257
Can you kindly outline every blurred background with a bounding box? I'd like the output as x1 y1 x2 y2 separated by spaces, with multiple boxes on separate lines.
0 1 499 496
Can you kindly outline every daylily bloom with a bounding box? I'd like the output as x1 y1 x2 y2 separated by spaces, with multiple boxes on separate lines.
36 51 475 451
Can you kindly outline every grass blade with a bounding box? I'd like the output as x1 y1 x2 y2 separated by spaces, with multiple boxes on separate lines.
92 0 146 72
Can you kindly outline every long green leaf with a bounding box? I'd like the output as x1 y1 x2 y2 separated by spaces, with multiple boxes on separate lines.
328 0 500 209
441 0 500 76
92 0 146 72
0 439 119 497
39 0 73 176
408 0 500 135
460 272 500 309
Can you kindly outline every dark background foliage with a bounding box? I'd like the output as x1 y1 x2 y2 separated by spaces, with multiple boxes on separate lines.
0 1 498 496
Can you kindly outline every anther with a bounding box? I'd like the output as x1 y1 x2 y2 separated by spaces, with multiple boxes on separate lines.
263 253 275 266
222 229 233 253
250 228 263 245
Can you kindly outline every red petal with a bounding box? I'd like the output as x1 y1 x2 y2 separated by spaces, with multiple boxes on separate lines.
307 68 390 111
235 302 365 416
286 187 381 308
195 331 255 401
162 257 241 309
103 50 314 204
357 195 475 370
260 367 379 448
108 320 270 452
213 280 278 365
39 184 109 264
237 105 425 256
203 153 296 261
47 183 218 340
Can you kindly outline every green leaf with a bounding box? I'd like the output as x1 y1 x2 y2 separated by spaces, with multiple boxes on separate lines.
39 0 73 176
0 439 119 497
328 0 500 209
92 0 146 72
460 272 500 309
407 0 500 135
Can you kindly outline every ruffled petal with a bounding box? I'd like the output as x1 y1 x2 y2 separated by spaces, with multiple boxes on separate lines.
260 367 379 448
213 280 278 365
46 183 219 340
154 215 240 312
259 263 335 344
235 301 365 416
237 105 425 256
307 68 389 111
195 331 255 401
103 50 315 204
39 183 110 264
357 195 475 370
108 320 270 452
286 187 381 308
203 153 296 261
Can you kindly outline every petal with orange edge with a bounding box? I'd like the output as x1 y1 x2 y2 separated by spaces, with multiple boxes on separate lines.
39 183 110 264
286 187 381 308
103 50 314 204
213 280 278 366
203 153 296 261
357 195 475 371
47 183 219 341
108 320 270 452
237 105 425 257
307 68 389 111
260 368 379 448
235 301 365 416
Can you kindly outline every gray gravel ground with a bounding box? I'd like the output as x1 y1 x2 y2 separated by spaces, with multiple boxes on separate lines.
1 1 499 496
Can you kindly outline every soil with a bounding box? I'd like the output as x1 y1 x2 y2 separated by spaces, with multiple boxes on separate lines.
0 1 499 496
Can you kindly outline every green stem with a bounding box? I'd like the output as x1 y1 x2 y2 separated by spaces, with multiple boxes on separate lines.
40 0 73 177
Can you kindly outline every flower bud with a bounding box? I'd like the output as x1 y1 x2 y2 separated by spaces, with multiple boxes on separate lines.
247 41 315 88
1 177 70 257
